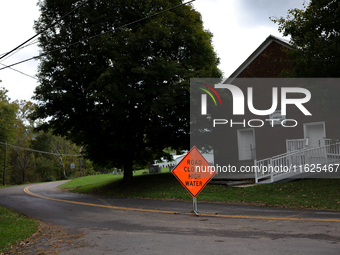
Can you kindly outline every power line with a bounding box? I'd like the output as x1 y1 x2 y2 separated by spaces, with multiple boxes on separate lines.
0 0 196 71
0 39 39 57
0 63 38 80
0 39 39 63
0 0 90 62
0 141 81 157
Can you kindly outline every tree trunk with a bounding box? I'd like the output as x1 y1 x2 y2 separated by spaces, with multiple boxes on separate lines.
122 159 133 184
22 156 26 183
62 165 66 179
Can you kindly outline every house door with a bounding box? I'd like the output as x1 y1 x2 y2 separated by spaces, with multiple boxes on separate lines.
237 129 255 160
304 122 326 148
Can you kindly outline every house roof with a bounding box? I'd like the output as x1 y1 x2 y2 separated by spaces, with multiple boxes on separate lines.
224 35 292 83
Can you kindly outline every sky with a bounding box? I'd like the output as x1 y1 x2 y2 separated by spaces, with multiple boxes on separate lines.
0 0 308 103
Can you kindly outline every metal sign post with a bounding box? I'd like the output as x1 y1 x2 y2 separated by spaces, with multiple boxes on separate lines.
70 163 75 179
192 197 198 216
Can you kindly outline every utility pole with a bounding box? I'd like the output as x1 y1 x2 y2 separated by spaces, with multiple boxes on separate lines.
79 156 82 177
0 80 5 185
3 142 7 186
79 147 82 177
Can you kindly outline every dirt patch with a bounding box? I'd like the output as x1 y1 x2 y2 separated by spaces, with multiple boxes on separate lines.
2 221 89 255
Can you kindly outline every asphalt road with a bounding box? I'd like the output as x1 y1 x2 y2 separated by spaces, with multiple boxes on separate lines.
1 181 340 254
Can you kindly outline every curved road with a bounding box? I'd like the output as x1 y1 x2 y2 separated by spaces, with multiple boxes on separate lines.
1 181 340 254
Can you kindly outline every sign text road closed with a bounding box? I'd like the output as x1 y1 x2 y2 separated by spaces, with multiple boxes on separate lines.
171 146 216 198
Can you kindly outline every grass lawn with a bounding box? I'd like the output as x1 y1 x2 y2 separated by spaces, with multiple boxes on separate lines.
59 170 340 210
0 184 18 189
0 206 39 253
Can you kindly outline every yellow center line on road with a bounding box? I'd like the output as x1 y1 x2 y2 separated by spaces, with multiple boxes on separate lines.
23 183 340 222
23 184 175 215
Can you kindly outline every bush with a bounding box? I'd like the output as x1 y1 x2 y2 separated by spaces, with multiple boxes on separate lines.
45 176 55 182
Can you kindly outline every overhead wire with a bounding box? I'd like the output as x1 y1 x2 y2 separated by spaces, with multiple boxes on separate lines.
0 0 89 79
0 39 39 63
0 141 81 157
0 40 40 80
0 39 39 57
0 0 196 71
0 40 40 79
0 63 38 80
0 0 91 62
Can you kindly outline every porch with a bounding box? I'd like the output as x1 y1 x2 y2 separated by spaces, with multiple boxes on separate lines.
255 139 340 183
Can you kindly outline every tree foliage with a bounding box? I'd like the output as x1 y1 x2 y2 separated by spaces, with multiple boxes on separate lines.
0 88 17 144
31 131 81 180
32 0 222 183
0 88 88 184
0 88 17 184
273 0 340 77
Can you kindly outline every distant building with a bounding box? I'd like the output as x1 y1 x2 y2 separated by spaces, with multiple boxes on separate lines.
154 150 214 168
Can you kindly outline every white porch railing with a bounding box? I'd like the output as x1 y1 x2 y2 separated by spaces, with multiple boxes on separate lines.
286 138 308 152
250 144 256 160
254 141 340 183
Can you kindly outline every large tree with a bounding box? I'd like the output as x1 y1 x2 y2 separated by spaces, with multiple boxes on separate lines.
272 0 340 121
32 0 222 183
273 0 340 77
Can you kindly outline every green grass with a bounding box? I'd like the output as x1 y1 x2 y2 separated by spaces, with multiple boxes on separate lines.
59 170 340 210
0 184 19 189
0 206 39 252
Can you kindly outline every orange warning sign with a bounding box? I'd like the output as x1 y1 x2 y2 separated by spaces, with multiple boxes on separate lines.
171 146 216 198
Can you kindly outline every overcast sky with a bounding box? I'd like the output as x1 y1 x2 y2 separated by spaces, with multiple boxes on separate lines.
0 0 308 102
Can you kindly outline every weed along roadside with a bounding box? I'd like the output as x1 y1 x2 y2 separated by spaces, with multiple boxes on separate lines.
58 170 340 211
